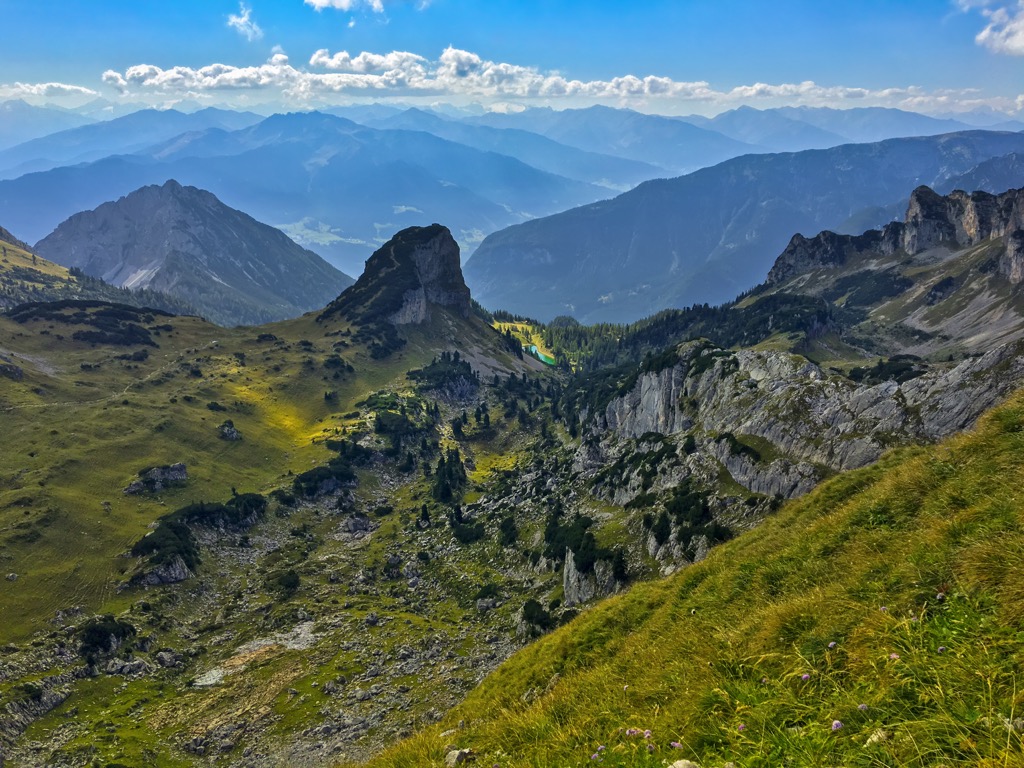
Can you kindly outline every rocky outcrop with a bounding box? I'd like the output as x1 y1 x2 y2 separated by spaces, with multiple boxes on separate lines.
320 224 471 327
589 338 1024 502
130 554 194 586
0 362 22 381
562 548 618 607
123 463 187 494
767 185 1024 285
218 420 242 441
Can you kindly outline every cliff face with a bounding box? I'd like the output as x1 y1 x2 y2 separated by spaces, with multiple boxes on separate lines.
321 224 472 326
768 185 1024 285
584 338 1024 505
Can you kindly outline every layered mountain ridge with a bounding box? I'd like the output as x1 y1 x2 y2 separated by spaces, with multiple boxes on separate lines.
769 185 1024 284
465 131 1024 323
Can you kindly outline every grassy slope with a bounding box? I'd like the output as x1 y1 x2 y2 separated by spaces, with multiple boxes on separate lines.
361 390 1024 768
0 304 515 643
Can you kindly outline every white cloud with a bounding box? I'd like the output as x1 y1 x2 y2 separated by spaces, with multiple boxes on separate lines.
305 0 385 11
960 0 1024 54
228 2 264 42
97 46 1022 115
0 81 98 98
309 49 427 73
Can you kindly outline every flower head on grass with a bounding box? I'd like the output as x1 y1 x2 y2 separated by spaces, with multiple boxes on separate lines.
858 703 868 711
828 641 837 649
832 720 844 731
801 673 811 681
889 652 900 660
738 723 747 732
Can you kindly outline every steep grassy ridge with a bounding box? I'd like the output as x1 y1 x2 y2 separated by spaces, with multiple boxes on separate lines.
362 389 1024 767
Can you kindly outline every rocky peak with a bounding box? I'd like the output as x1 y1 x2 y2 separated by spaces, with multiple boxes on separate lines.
767 185 1024 285
321 224 472 326
33 179 352 326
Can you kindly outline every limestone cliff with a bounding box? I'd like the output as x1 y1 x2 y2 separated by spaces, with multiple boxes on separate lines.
320 224 472 326
768 185 1024 286
584 338 1024 505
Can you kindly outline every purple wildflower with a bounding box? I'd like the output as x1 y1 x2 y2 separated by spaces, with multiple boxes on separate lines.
880 606 888 612
597 746 605 752
647 744 655 753
889 653 900 660
938 646 947 653
858 703 868 711
643 730 652 739
832 720 843 731
670 742 683 749
590 755 599 761
801 673 810 681
738 724 746 732
828 641 837 649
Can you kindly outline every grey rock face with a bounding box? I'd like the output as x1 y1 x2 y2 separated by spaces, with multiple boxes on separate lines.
563 548 618 607
321 224 471 327
770 185 1024 285
591 338 1024 501
123 463 188 495
131 554 194 586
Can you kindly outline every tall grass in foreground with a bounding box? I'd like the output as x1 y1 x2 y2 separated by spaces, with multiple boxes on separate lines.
352 391 1024 767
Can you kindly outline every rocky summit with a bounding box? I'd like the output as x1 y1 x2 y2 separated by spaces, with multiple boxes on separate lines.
321 223 472 326
34 179 354 326
769 185 1024 284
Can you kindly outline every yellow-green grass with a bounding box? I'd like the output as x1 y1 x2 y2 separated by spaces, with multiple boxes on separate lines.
355 389 1024 768
0 239 70 283
495 322 557 362
0 306 519 642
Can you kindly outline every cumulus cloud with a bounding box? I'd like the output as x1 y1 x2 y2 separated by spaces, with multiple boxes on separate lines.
0 81 98 98
959 0 1024 54
97 46 1018 114
228 2 264 41
305 0 385 11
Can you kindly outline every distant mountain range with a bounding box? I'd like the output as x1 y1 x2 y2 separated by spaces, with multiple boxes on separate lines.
0 100 96 152
465 104 758 174
1 102 1023 294
0 107 262 179
35 180 353 325
0 112 610 276
464 131 1024 322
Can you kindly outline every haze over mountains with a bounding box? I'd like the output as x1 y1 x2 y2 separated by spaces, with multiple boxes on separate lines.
466 130 1024 322
35 180 353 325
2 100 1024 322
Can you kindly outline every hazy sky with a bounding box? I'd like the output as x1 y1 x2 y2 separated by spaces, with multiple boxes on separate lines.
2 0 1023 115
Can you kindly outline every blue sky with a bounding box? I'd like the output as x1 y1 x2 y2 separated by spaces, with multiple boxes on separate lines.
1 0 1022 116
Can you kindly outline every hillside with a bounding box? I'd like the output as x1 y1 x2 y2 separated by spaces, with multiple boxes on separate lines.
5 212 1024 765
465 131 1024 323
35 180 354 326
360 385 1024 768
0 225 196 315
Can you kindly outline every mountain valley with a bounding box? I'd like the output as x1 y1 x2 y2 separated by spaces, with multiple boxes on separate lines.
3 181 1024 764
